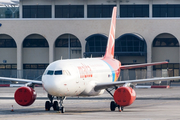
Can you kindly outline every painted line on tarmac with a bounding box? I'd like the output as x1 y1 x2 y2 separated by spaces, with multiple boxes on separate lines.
0 97 180 100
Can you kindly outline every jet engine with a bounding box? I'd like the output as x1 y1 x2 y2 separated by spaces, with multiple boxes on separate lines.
14 87 37 106
113 87 136 106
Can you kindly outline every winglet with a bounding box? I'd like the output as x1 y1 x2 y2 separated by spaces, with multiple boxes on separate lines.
104 7 117 59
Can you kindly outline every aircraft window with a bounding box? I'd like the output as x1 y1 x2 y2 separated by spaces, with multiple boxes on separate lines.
43 70 48 75
67 70 71 75
47 70 54 75
54 70 63 75
63 70 71 75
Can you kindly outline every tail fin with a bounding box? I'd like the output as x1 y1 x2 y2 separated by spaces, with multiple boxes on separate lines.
104 7 117 59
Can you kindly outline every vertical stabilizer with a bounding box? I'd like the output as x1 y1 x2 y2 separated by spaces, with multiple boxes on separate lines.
104 7 117 59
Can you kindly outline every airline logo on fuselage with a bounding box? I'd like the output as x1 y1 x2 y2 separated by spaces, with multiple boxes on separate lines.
77 63 93 78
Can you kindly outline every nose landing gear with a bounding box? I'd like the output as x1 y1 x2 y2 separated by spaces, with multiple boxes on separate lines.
45 94 66 113
57 96 66 113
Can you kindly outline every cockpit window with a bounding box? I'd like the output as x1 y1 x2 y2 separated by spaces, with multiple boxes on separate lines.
47 70 54 75
54 70 62 75
63 70 71 75
44 70 71 76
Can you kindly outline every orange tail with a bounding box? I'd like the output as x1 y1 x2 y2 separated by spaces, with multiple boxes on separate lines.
104 7 117 59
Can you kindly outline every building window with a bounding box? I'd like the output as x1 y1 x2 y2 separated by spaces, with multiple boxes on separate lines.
86 35 107 52
55 5 84 18
23 39 49 47
120 67 147 81
153 38 179 47
0 39 16 48
0 7 19 18
0 64 17 69
55 34 81 47
87 5 115 18
153 5 180 17
153 63 180 82
120 5 149 17
84 34 107 57
23 64 48 69
23 5 51 18
115 34 146 56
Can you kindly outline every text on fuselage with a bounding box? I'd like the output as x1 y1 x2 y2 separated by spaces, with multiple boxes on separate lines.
77 63 93 78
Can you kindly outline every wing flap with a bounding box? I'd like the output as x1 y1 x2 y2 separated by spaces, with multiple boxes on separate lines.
94 76 180 91
0 77 42 85
120 61 168 70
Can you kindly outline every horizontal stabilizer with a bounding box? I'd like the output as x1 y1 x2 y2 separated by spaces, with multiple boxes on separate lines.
120 61 168 70
94 76 180 91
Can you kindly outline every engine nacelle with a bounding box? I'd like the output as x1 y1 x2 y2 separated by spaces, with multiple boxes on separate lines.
14 87 37 106
113 87 136 106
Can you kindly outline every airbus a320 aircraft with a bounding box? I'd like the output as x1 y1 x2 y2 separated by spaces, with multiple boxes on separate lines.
0 7 180 113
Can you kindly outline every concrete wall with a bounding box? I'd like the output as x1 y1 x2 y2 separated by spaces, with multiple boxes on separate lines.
0 48 17 64
55 48 68 60
23 48 49 63
152 47 179 63
70 48 82 59
55 47 82 60
21 0 180 5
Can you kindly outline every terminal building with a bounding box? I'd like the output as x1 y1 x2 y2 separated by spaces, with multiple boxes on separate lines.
0 0 180 83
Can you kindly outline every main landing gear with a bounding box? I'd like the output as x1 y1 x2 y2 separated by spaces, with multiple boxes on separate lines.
110 101 124 112
106 88 124 112
45 94 66 113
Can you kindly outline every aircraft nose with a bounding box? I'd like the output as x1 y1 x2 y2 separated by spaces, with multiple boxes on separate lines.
42 75 67 96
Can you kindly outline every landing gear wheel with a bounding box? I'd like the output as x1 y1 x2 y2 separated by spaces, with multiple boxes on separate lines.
57 96 66 113
45 101 51 111
53 101 59 111
60 107 65 113
110 101 116 111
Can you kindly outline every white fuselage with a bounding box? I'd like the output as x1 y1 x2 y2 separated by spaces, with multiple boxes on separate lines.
42 58 113 97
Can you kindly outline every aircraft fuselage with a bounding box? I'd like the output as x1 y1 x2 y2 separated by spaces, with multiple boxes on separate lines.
42 57 121 96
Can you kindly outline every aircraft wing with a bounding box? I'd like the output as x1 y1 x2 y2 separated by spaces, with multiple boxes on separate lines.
120 61 168 70
0 77 42 85
94 76 180 91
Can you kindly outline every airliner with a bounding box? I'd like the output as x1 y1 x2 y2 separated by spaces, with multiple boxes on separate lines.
0 7 180 113
0 0 19 5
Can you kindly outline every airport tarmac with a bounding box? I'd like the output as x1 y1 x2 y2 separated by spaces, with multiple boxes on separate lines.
0 87 180 120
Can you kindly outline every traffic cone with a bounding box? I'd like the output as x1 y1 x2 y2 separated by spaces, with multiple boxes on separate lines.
119 107 122 112
11 105 14 112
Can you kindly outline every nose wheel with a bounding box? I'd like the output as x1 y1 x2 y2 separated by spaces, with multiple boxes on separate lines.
45 94 66 113
60 106 65 113
57 96 66 113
